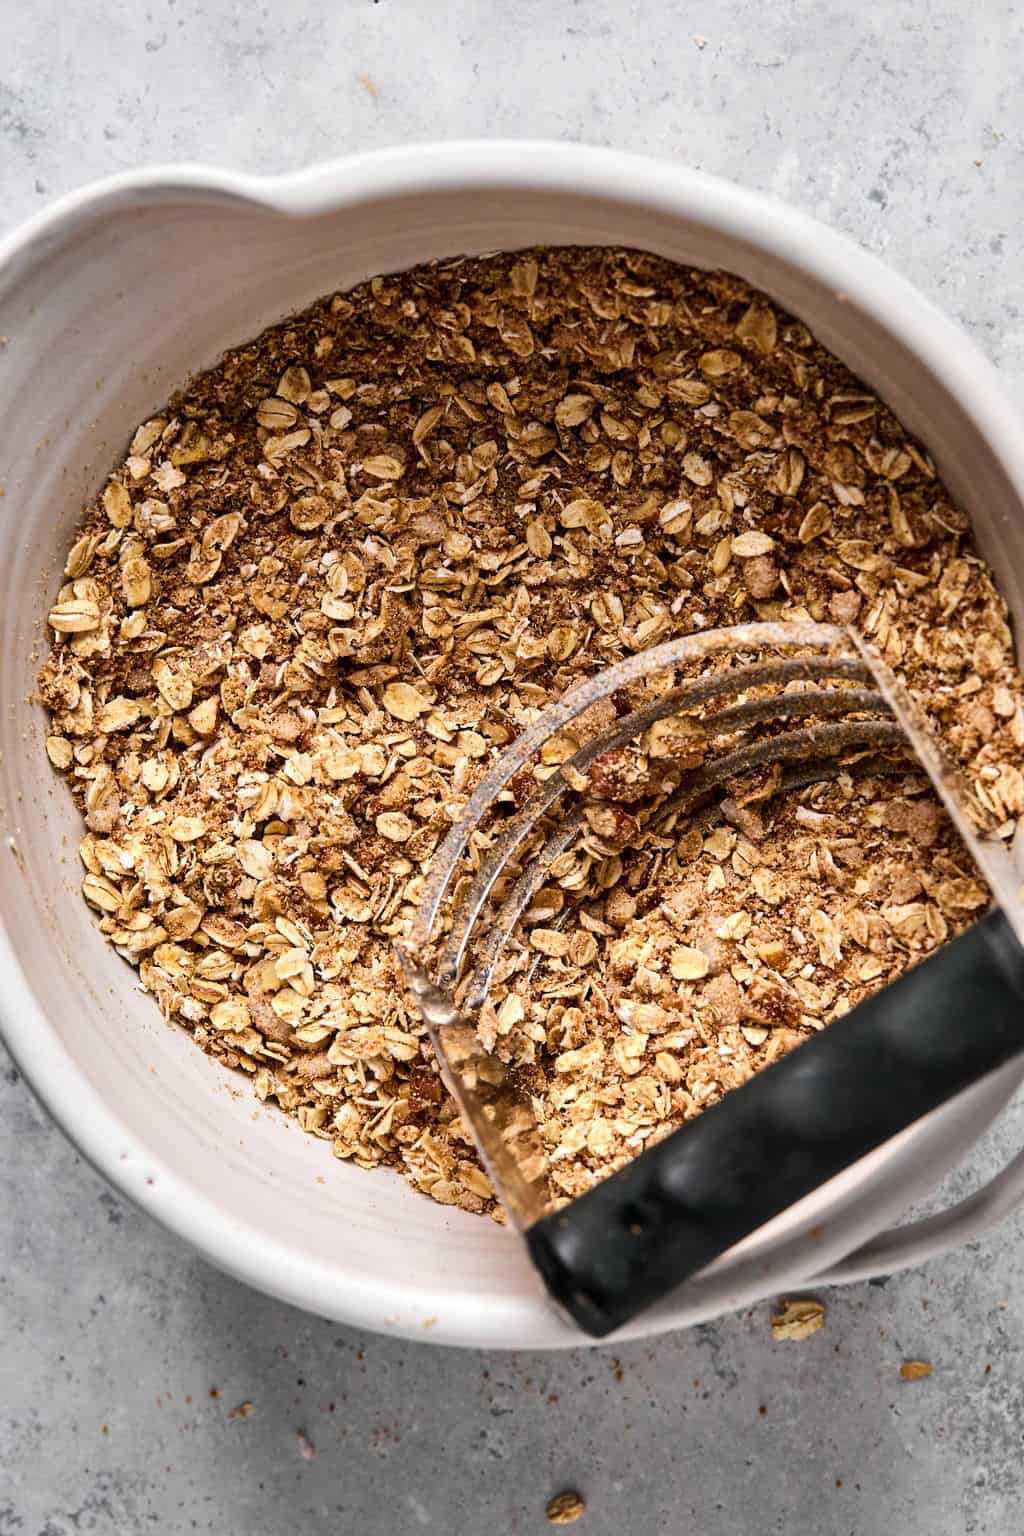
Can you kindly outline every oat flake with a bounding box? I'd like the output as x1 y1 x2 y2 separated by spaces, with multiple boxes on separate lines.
39 248 1024 1218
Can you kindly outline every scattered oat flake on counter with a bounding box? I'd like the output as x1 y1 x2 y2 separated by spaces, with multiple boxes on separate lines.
770 1298 826 1340
296 1430 317 1460
546 1490 586 1525
229 1400 255 1421
900 1359 933 1380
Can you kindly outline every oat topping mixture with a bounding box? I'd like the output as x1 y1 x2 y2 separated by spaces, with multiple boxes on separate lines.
40 248 1024 1218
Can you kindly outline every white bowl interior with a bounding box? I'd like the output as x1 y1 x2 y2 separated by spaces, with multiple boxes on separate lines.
3 149 1024 1346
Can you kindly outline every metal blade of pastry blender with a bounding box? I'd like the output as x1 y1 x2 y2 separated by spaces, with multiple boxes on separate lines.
396 620 878 1233
395 949 550 1231
848 629 1024 945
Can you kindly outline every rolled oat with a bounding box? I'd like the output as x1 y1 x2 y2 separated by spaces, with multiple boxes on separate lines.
39 248 1024 1217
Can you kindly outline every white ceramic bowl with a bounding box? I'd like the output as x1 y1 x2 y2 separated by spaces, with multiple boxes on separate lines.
4 141 1024 1348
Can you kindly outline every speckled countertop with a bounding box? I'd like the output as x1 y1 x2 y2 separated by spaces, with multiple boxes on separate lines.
3 3 1024 1532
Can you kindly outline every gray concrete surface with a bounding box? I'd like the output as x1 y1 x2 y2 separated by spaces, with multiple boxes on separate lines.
3 1 1024 1531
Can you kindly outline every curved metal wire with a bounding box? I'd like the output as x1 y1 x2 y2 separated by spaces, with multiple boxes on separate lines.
410 621 853 948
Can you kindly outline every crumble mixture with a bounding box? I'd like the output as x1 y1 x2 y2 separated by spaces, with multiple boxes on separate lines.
39 248 1024 1217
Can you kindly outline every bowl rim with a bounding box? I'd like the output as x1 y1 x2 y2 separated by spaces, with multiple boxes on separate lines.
4 137 1024 1347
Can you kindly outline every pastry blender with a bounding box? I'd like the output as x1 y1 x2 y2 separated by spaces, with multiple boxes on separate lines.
397 622 1024 1337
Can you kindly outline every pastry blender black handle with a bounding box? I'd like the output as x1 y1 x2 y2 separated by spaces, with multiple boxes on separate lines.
526 907 1024 1338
